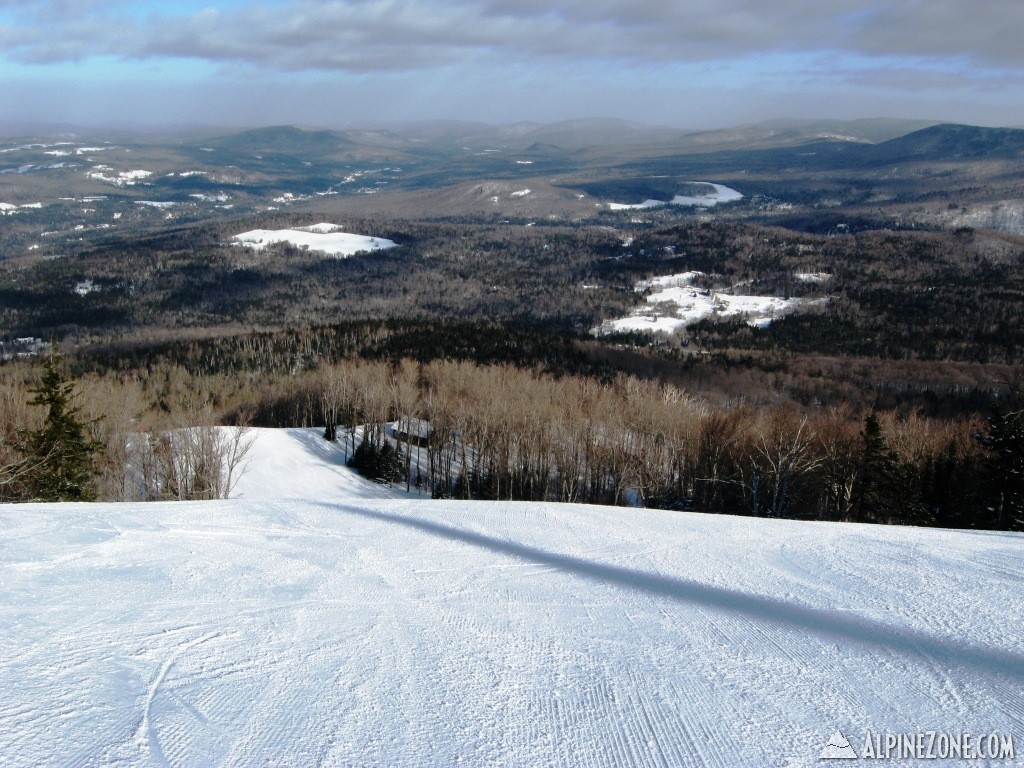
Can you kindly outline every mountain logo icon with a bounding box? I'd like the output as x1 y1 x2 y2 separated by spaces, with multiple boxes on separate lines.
820 730 858 759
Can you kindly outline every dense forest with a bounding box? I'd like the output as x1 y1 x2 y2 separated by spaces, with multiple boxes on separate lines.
1 340 1020 531
4 217 1023 366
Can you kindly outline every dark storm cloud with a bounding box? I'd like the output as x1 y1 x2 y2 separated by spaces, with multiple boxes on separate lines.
2 0 1024 76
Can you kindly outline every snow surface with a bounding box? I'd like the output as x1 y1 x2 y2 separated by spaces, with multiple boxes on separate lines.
233 226 397 258
600 271 814 334
88 169 152 187
1 472 1021 766
608 183 743 211
795 272 832 283
298 222 345 234
229 427 402 501
0 202 43 214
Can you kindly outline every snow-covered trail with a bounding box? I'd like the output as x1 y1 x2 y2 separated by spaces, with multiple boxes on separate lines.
1 499 1022 767
227 427 406 501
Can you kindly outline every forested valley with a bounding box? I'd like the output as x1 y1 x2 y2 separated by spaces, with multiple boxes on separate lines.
3 121 1024 531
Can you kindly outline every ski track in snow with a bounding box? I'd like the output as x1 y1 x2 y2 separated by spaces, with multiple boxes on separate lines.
1 445 1023 766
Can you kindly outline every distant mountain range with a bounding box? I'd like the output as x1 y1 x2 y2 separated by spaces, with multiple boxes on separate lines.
188 119 1024 164
8 117 1024 166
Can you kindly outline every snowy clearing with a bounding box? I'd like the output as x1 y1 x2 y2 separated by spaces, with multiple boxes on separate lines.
795 272 832 283
233 225 397 258
1 485 1021 766
599 271 817 334
73 279 98 296
608 183 743 211
88 169 152 187
0 202 42 214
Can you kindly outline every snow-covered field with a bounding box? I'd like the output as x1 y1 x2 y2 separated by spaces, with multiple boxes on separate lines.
608 183 743 211
599 271 817 334
232 224 397 258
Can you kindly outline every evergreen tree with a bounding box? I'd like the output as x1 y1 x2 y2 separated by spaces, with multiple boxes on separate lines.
347 439 404 483
852 414 898 523
22 347 103 502
975 406 1024 531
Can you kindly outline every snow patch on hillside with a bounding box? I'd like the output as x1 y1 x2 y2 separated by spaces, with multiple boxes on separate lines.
608 182 743 210
933 199 1024 235
0 202 43 214
88 169 152 187
598 271 819 334
74 279 98 296
795 272 832 283
233 226 397 258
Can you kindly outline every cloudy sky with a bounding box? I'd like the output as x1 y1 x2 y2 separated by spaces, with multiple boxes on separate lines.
2 0 1023 130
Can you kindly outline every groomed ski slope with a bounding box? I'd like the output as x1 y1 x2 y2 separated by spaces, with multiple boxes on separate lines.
2 435 1022 766
228 427 404 501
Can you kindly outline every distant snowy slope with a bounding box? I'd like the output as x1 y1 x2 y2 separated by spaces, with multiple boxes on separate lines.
228 427 403 500
607 182 743 210
1 499 1021 766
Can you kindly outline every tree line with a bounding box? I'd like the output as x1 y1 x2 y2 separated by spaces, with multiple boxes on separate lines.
246 358 1021 530
2 349 1020 531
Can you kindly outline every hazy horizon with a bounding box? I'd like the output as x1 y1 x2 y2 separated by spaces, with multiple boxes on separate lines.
0 114 968 139
2 1 1024 131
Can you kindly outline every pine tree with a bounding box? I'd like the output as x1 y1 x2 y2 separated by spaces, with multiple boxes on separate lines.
347 438 404 483
852 414 898 524
975 406 1024 531
22 347 103 502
